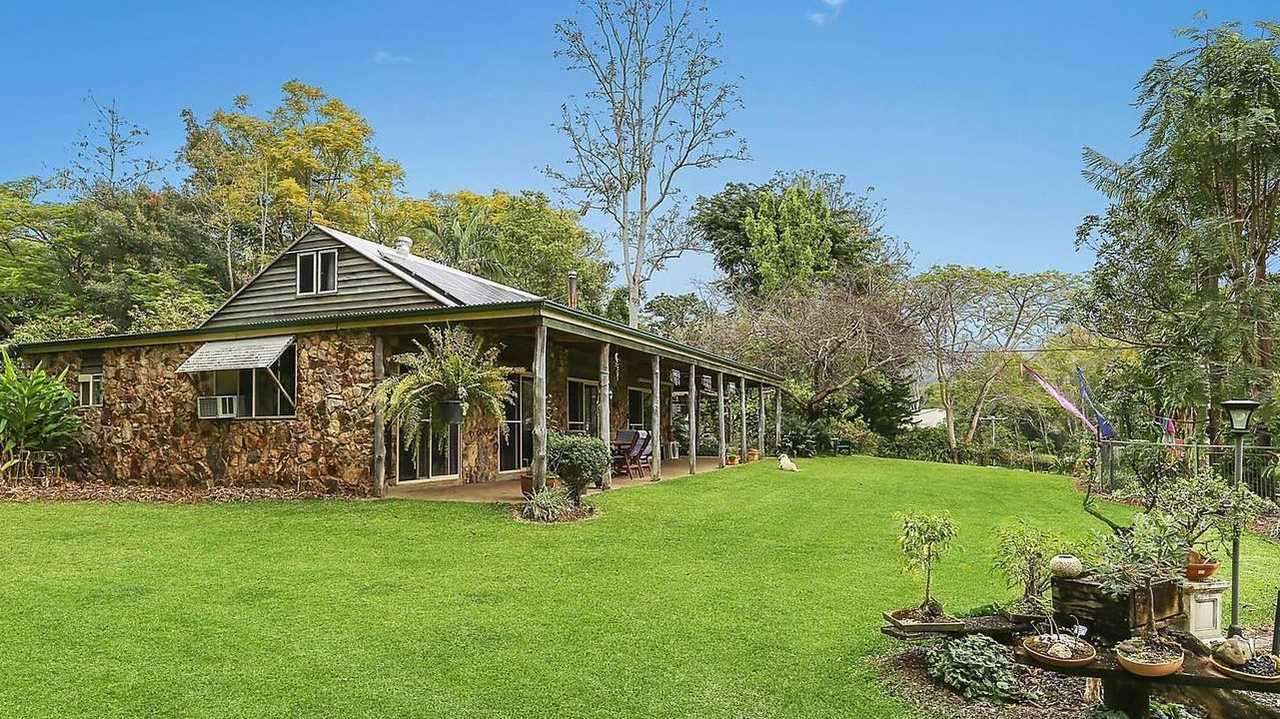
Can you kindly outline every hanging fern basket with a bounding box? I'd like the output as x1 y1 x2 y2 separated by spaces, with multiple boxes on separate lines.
438 399 465 425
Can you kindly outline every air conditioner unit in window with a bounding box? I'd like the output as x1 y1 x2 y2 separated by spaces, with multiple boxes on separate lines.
197 395 238 419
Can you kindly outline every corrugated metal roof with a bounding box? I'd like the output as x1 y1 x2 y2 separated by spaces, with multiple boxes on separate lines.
314 224 540 307
176 335 295 373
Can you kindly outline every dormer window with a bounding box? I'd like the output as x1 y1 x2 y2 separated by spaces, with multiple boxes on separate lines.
296 249 338 296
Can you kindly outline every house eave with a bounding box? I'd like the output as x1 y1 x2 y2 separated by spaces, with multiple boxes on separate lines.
12 299 783 385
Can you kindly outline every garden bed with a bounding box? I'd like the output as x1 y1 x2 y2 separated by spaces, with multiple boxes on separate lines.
879 645 1095 719
0 481 352 503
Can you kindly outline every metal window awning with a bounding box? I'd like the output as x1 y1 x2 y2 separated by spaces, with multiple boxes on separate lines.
177 335 295 374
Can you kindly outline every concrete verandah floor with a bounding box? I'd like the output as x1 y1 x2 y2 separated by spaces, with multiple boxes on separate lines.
386 456 730 503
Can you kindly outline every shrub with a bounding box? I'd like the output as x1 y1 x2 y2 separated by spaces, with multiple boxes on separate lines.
925 635 1018 703
519 487 577 522
779 425 818 458
0 349 84 476
547 432 611 505
1087 700 1195 719
992 522 1060 610
898 511 958 615
881 427 953 463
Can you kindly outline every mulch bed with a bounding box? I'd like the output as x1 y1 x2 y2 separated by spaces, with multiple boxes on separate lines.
509 504 598 523
879 645 1098 719
0 481 354 504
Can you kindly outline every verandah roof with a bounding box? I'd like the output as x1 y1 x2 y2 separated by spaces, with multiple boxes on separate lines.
176 336 295 374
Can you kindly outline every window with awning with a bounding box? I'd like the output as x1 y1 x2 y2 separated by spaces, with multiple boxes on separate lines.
178 336 297 419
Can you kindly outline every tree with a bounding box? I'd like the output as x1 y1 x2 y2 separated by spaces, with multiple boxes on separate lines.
716 278 919 418
693 171 890 297
641 292 713 335
898 511 958 616
911 266 1074 451
420 206 508 278
548 0 748 326
1078 20 1280 441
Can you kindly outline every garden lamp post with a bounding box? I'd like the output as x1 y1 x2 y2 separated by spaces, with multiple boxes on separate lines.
1221 398 1259 638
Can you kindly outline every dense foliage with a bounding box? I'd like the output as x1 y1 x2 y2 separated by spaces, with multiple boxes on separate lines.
518 487 579 522
547 432 611 505
373 326 516 452
924 635 1018 703
0 350 83 474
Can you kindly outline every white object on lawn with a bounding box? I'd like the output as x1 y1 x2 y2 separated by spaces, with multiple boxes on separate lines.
778 454 799 472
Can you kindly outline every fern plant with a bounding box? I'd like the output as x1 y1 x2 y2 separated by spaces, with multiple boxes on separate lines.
373 325 516 453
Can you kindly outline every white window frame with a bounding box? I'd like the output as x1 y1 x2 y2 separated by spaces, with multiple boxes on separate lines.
195 346 298 420
77 373 103 408
627 386 652 431
566 377 600 435
295 249 339 297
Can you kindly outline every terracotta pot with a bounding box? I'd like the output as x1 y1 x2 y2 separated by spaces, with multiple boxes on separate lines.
1116 650 1184 678
520 472 535 496
727 456 739 465
1186 561 1220 581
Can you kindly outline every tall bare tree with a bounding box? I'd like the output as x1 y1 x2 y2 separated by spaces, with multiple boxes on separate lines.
548 0 747 326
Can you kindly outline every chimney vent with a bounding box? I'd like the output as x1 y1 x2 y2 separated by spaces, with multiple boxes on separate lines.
567 271 579 309
394 236 413 256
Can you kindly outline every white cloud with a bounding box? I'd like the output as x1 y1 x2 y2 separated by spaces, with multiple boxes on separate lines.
371 50 412 65
808 0 846 25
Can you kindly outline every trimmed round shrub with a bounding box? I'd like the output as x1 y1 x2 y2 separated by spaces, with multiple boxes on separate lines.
547 432 611 505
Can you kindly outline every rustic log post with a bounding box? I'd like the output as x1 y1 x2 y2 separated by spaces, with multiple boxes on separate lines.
739 375 748 460
651 355 662 481
717 372 727 468
774 387 782 455
372 335 386 497
1102 677 1150 719
688 363 698 475
532 325 548 492
598 342 612 489
756 383 765 458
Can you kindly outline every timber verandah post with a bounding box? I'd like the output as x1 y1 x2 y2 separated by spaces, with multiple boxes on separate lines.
372 335 386 496
717 372 727 468
598 342 612 489
651 355 662 481
774 387 782 455
757 383 765 458
739 375 748 461
688 363 698 475
532 324 548 492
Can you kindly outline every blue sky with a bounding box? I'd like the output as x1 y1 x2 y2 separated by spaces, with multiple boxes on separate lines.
1 1 1275 295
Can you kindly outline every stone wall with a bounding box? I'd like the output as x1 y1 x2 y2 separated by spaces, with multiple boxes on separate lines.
40 330 378 494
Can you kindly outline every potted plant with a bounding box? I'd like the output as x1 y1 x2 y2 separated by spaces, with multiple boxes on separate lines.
1211 638 1280 684
1022 613 1097 669
992 521 1059 622
885 511 964 632
1092 514 1187 678
1158 468 1269 581
373 325 517 458
547 432 611 506
727 452 739 465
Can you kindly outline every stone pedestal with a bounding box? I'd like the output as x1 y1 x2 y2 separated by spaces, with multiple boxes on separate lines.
1180 579 1230 643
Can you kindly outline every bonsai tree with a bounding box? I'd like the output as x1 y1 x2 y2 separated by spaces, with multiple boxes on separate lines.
1160 467 1274 564
547 432 611 505
898 511 958 618
373 325 516 453
992 521 1059 615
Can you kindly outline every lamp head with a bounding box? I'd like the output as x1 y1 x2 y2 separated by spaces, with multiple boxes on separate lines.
1220 399 1260 435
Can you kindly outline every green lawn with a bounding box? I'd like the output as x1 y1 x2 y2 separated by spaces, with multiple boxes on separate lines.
1 456 1276 719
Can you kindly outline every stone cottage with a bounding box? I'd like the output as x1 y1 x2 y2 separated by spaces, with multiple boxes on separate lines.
15 225 783 496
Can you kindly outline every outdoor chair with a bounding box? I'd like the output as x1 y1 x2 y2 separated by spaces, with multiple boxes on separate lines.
631 430 653 478
611 430 638 477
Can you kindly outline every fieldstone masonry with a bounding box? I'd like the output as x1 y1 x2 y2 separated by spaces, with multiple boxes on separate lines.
40 330 378 494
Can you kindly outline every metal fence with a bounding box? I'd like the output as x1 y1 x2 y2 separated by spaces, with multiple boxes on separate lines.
1097 439 1278 502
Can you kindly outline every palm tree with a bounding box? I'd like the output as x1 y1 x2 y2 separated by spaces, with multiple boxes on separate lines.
422 207 509 279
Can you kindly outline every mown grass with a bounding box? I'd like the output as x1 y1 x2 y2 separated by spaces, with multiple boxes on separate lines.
0 456 1276 718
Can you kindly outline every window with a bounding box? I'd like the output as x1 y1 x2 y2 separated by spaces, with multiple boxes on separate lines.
500 375 524 472
77 373 103 408
628 388 652 431
195 345 296 419
296 249 338 296
567 379 599 435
